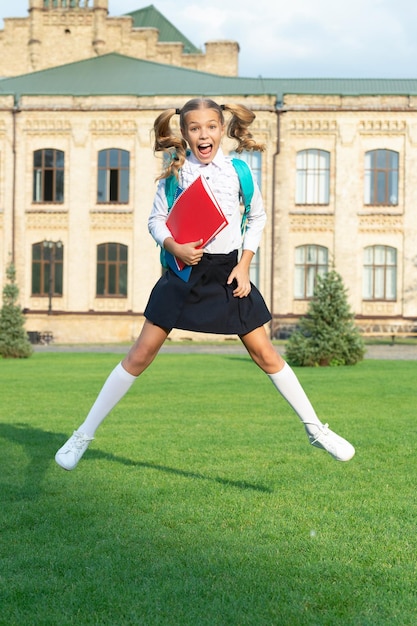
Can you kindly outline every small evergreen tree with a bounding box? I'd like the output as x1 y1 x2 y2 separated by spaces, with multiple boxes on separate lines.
285 269 365 367
0 263 33 358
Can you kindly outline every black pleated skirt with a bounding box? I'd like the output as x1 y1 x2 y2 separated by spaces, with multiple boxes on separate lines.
144 250 271 335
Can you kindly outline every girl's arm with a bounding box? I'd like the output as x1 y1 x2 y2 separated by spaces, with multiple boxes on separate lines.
227 249 254 298
242 182 266 253
226 174 266 298
148 180 173 247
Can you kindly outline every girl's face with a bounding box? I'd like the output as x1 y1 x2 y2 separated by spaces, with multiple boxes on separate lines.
181 108 225 164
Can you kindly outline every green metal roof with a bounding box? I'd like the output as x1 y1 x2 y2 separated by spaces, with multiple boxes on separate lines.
125 4 200 55
0 53 273 100
259 76 417 99
2 53 417 103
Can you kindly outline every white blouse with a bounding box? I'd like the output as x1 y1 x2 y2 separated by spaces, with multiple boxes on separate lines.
148 148 266 255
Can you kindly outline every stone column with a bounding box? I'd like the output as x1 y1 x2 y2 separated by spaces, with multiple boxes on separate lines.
28 0 44 70
92 0 108 55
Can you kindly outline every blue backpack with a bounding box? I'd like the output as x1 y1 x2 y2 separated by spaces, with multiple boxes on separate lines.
161 158 254 269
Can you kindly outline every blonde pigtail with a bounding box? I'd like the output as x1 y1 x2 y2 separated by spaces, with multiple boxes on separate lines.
222 103 266 153
153 108 187 180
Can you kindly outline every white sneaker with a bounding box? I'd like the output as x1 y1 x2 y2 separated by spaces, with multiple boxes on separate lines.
55 430 94 470
306 424 355 462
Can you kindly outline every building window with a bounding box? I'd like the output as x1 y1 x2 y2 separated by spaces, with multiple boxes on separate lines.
294 245 328 299
32 241 63 296
296 149 330 204
96 243 128 296
364 149 398 205
97 149 129 203
363 245 397 300
33 149 64 203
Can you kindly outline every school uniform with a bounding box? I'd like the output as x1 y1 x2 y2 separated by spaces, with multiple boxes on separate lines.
145 148 271 334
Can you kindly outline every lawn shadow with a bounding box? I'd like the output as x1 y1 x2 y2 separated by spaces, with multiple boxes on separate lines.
0 422 65 500
0 423 272 498
96 450 272 492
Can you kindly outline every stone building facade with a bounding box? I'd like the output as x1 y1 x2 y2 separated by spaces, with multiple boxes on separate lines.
0 2 416 344
273 94 417 338
0 0 239 78
0 89 276 343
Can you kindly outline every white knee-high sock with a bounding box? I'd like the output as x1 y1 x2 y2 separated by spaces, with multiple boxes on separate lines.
78 362 137 437
268 362 323 434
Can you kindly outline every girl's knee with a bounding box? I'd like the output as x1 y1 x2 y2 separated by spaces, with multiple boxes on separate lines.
123 343 158 375
248 344 283 372
125 346 157 371
259 353 284 372
123 321 168 374
240 329 282 372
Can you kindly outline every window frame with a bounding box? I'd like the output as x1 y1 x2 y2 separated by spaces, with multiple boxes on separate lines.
97 148 130 204
33 148 65 204
364 149 399 206
296 149 330 205
96 242 128 297
294 244 329 299
362 245 397 301
31 241 64 297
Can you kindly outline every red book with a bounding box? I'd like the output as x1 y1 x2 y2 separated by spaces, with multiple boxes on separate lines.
166 175 228 270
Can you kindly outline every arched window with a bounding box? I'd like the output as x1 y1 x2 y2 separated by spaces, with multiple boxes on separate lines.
296 149 330 204
96 243 128 297
294 245 329 299
97 149 130 203
364 149 398 205
363 245 397 300
33 149 64 203
31 241 63 296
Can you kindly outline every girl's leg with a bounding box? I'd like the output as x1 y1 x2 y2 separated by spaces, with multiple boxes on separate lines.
239 326 355 461
55 321 169 470
78 320 169 435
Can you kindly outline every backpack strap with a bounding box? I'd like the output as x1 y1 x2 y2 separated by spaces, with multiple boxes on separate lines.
231 158 254 234
165 174 179 210
159 175 180 268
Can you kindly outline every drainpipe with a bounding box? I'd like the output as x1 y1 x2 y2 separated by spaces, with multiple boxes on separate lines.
11 99 20 264
270 101 282 338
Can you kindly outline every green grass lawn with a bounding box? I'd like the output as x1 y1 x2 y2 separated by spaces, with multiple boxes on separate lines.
1 352 416 625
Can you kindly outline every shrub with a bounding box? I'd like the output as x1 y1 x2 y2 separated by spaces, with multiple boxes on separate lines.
285 270 365 367
0 263 33 358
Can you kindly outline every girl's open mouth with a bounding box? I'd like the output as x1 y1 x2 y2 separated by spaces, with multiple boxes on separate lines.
198 143 212 156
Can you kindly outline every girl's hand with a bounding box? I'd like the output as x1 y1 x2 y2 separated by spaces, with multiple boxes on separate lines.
178 240 204 266
227 264 252 298
227 250 254 298
163 237 204 266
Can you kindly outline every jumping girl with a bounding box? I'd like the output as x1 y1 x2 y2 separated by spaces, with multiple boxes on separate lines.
55 97 355 471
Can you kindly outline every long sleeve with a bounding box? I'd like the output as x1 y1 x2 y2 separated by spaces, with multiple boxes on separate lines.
241 179 266 254
147 179 173 248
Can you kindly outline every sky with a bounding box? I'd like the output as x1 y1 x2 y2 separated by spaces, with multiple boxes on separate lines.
2 0 417 79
